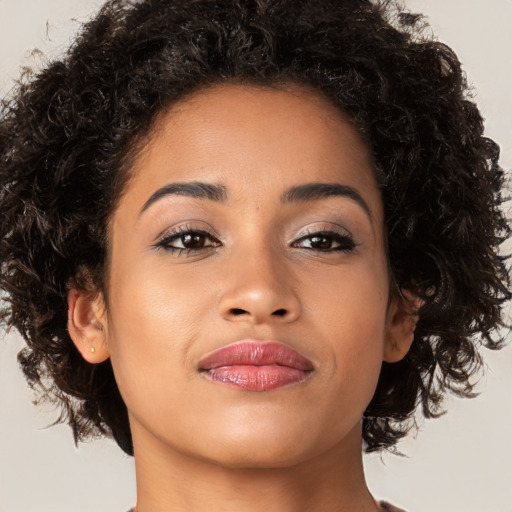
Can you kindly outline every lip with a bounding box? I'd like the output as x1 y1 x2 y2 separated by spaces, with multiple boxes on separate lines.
198 340 314 391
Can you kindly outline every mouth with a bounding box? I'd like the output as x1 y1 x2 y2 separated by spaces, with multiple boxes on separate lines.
198 340 314 391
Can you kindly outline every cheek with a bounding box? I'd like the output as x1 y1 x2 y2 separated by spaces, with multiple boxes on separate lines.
104 255 214 407
305 255 390 393
305 252 390 338
108 252 211 342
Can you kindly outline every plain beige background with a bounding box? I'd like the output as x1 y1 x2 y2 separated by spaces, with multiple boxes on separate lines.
0 1 511 511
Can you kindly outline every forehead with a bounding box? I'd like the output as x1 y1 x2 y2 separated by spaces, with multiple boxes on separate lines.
120 83 382 219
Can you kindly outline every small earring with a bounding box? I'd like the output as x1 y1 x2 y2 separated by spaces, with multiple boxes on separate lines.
90 347 96 354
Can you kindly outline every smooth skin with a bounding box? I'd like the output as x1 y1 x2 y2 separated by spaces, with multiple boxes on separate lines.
68 84 417 512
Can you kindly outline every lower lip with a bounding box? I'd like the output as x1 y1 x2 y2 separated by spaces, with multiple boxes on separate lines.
202 365 311 391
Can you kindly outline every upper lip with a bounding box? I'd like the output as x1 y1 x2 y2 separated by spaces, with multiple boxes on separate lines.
198 340 314 371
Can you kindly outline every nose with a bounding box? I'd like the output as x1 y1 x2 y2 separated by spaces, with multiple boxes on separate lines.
219 248 301 325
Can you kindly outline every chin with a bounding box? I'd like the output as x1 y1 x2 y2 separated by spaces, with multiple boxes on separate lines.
193 421 338 470
206 444 314 470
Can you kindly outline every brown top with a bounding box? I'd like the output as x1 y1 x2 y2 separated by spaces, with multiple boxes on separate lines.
379 501 407 512
127 502 406 511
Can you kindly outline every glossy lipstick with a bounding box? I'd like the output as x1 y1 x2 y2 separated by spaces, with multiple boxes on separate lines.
198 341 314 391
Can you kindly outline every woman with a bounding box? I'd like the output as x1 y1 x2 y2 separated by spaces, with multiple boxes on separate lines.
1 1 510 511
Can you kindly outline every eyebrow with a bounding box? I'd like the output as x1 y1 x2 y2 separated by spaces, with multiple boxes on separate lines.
281 182 372 220
140 181 227 214
139 180 372 221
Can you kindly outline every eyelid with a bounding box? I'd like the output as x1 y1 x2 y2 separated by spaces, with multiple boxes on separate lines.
153 222 219 244
291 222 354 241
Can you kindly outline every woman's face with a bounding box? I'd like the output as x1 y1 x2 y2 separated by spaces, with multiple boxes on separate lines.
84 84 410 467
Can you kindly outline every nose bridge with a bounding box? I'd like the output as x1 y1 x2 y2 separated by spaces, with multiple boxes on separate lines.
219 238 300 323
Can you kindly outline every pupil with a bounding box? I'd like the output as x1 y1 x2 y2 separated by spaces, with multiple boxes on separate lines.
183 233 204 248
311 236 331 249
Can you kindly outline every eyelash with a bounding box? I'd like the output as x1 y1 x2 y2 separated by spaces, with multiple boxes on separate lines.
153 226 357 255
154 225 221 255
291 229 357 253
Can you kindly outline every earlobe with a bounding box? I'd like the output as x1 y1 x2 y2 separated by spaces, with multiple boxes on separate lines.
383 288 422 363
67 289 110 364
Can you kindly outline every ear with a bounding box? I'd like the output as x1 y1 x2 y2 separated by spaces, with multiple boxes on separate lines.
383 288 422 363
67 289 110 364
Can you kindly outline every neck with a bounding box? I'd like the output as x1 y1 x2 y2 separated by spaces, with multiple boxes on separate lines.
131 421 379 512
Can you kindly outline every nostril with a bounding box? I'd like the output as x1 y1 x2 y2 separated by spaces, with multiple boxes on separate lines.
230 308 247 316
272 308 287 317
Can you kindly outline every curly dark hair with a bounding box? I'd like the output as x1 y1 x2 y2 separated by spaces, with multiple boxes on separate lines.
0 0 509 456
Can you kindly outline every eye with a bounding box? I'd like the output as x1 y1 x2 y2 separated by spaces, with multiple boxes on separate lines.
292 230 357 253
154 227 221 254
